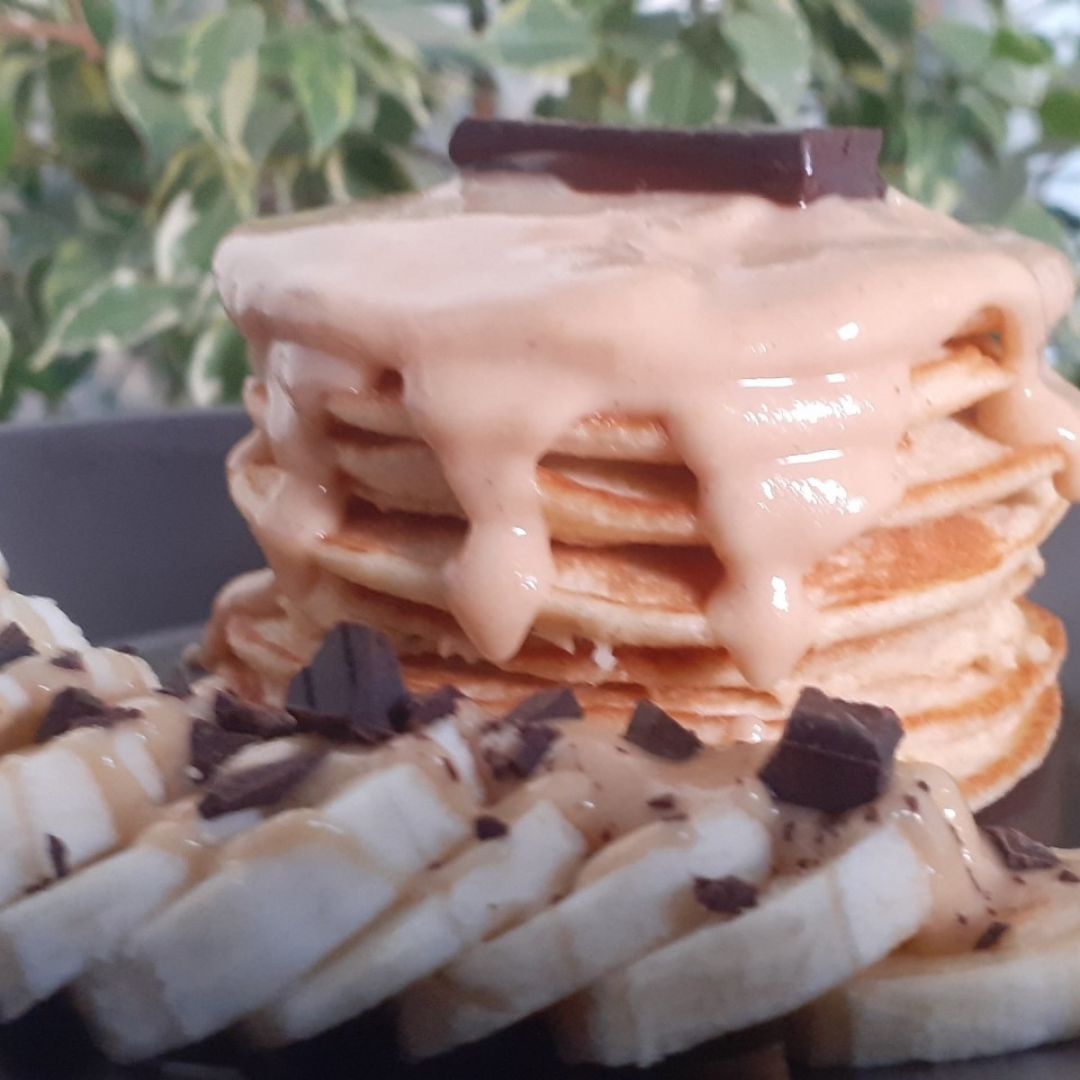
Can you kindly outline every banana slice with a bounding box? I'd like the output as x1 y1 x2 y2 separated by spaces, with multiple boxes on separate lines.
0 694 194 907
0 801 262 1021
75 718 483 1062
554 823 931 1067
396 801 772 1060
248 774 592 1046
791 856 1080 1068
0 593 88 654
0 648 158 752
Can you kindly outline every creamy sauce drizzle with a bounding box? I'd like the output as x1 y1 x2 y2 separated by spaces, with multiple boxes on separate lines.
214 174 1079 688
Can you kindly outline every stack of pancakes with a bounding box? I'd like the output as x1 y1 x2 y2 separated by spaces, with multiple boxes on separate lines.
210 326 1068 810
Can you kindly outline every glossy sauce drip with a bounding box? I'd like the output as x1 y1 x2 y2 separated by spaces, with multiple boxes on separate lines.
215 175 1079 688
475 720 1053 953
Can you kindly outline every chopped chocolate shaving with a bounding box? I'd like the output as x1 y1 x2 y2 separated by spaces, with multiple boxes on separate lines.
983 826 1060 872
112 644 141 656
624 700 702 761
916 780 931 792
782 821 797 843
36 688 141 743
504 687 582 727
864 806 881 824
189 719 261 781
956 913 969 926
474 815 509 841
286 623 410 740
215 690 296 739
486 722 561 781
693 876 759 915
46 834 69 879
198 750 326 820
441 756 460 783
1060 869 1080 884
404 685 464 730
904 795 919 814
758 687 902 813
0 622 36 668
647 794 677 812
50 651 85 671
449 120 886 204
974 920 1010 951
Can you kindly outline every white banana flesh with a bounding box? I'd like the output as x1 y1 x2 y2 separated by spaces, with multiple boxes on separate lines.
397 803 773 1060
556 823 932 1067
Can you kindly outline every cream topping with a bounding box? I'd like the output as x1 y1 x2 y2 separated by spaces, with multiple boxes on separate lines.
214 173 1079 688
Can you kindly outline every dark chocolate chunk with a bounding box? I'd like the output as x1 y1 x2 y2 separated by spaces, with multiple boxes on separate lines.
474 814 509 841
903 794 919 814
624 700 702 761
286 623 409 740
983 826 1060 872
758 687 902 813
647 794 677 812
486 722 561 781
404 685 464 730
504 687 582 727
974 920 1010 951
0 623 36 668
50 651 85 672
36 688 141 743
163 655 208 698
1061 869 1080 884
189 719 261 780
215 690 295 739
449 119 886 205
46 834 69 879
693 876 759 915
198 750 326 820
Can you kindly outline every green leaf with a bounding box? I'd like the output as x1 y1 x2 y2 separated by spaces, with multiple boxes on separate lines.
0 105 14 179
926 20 992 77
0 318 10 387
979 58 1050 108
287 26 357 161
991 29 1053 67
154 184 242 283
724 0 812 124
490 0 595 71
182 4 265 156
827 0 911 71
42 233 126 316
958 85 1007 156
81 0 116 46
373 93 418 146
646 50 719 127
107 39 194 166
1000 199 1073 254
187 316 248 406
30 273 190 372
1041 88 1080 143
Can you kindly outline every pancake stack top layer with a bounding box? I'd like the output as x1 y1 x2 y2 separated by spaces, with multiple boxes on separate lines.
205 125 1080 807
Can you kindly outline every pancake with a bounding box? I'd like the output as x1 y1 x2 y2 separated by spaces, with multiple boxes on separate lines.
204 169 1079 810
208 572 1062 811
317 340 1014 467
228 445 1064 653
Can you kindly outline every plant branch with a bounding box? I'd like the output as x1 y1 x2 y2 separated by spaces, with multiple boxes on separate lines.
0 4 103 63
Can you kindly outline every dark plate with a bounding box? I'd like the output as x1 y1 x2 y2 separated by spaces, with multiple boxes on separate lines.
0 410 1078 1080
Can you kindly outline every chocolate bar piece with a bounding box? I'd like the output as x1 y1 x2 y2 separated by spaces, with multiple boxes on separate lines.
759 687 902 813
449 119 884 204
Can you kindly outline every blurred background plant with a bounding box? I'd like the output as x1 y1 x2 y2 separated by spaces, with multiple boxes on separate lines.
0 0 1078 419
